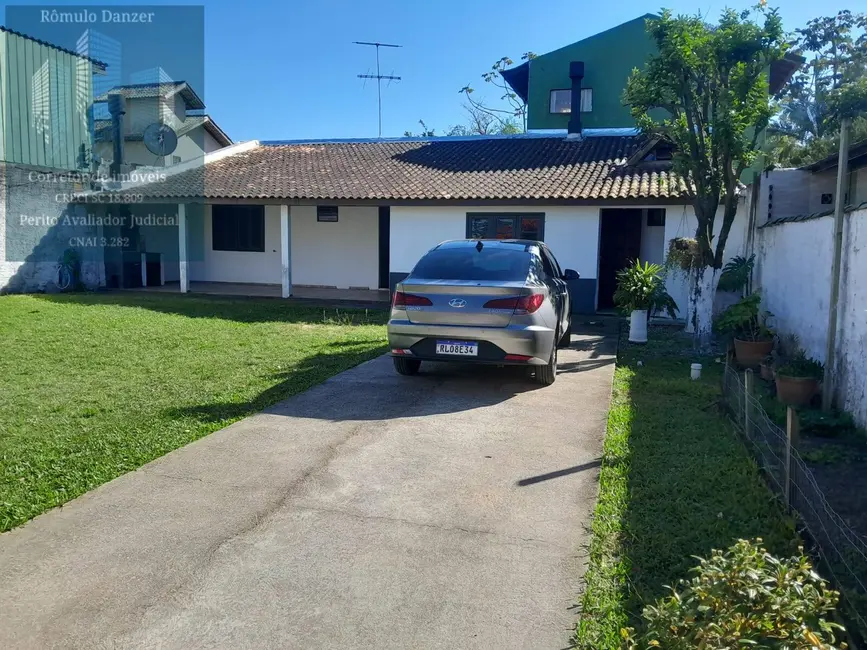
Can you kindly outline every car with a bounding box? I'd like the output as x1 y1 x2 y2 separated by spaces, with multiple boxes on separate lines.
387 239 580 385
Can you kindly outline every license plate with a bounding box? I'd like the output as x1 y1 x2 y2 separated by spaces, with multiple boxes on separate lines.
436 340 478 356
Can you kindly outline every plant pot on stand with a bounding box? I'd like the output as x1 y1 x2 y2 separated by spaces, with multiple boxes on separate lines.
734 338 774 368
629 309 648 343
775 352 824 406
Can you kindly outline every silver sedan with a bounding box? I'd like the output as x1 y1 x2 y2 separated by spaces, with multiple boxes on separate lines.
387 239 579 385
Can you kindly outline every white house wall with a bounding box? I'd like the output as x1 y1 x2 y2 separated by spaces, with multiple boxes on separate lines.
290 205 379 289
188 204 282 284
755 207 867 427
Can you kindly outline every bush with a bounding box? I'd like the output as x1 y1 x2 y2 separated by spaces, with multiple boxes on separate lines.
623 539 846 650
713 293 773 342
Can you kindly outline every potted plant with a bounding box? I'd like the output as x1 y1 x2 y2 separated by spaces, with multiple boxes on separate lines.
614 260 678 343
713 293 774 367
776 348 824 406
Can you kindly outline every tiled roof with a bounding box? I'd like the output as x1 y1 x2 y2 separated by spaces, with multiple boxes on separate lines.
95 114 232 146
94 82 205 110
118 135 687 202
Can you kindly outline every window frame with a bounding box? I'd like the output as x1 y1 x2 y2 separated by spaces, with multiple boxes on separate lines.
211 204 266 253
548 88 593 114
465 212 545 241
317 205 339 222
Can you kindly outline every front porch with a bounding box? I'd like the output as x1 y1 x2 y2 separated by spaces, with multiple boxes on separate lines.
126 281 390 304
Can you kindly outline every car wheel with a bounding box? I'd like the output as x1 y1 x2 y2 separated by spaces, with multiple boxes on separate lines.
393 356 421 376
557 319 572 349
535 343 557 386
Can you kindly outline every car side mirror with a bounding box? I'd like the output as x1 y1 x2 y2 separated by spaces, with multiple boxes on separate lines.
563 269 580 281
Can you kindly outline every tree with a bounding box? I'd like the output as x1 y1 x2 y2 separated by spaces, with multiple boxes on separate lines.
405 104 522 138
624 8 787 345
459 53 536 131
770 11 867 167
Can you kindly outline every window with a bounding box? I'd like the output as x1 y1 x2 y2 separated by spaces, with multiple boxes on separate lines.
411 247 531 282
549 88 592 114
647 209 666 227
212 205 265 252
466 213 545 241
317 205 339 222
172 155 182 165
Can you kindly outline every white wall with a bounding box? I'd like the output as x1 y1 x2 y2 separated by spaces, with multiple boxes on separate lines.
290 206 379 289
389 205 600 278
189 204 282 284
640 210 666 265
755 207 867 427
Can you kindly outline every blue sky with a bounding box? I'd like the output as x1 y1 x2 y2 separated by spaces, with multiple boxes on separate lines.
2 0 852 142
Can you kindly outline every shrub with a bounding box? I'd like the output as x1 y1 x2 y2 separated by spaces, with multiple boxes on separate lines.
623 539 846 650
777 348 824 380
713 293 774 342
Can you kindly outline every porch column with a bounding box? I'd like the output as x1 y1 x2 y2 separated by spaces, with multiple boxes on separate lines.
280 204 291 298
178 203 188 293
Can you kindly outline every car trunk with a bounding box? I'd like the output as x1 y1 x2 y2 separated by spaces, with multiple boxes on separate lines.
398 279 529 327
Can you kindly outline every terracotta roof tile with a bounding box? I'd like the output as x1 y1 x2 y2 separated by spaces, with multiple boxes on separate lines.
121 135 687 202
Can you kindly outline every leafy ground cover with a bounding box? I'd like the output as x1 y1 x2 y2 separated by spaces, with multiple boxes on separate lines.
574 325 798 649
0 293 387 531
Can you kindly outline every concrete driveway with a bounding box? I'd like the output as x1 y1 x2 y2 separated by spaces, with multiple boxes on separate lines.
0 326 616 650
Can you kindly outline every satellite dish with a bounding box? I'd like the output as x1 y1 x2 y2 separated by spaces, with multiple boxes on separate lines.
143 123 178 157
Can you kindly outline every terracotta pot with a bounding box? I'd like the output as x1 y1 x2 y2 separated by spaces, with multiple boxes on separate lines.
776 374 820 407
759 361 775 382
733 338 774 368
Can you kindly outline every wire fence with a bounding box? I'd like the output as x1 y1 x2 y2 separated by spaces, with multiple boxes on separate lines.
722 363 867 641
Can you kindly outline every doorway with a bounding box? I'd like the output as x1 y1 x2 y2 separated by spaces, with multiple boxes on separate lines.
597 208 643 310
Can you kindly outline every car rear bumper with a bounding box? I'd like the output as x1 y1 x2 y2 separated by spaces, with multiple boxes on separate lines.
387 319 555 365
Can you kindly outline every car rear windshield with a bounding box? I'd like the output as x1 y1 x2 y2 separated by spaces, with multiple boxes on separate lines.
410 247 531 282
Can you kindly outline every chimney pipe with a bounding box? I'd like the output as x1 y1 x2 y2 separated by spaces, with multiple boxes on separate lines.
567 61 585 136
108 94 126 179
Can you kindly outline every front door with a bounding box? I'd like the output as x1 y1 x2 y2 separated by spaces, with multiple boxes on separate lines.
597 209 643 310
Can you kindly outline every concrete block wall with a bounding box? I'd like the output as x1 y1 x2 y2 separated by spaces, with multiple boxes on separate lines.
1 164 104 292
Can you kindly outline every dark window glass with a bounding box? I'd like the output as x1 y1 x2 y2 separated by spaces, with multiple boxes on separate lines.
212 205 265 252
543 247 563 277
647 209 666 227
469 217 488 239
317 205 339 222
495 217 515 239
540 250 556 277
521 217 541 240
410 247 531 282
466 213 545 241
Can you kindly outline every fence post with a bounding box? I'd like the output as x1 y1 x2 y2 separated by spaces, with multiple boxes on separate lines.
744 369 754 436
785 407 799 512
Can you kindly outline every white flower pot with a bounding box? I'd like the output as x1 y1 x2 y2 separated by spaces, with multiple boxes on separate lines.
629 309 648 343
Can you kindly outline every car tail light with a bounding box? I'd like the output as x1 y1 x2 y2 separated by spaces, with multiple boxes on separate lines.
393 291 433 308
483 293 545 314
504 354 533 362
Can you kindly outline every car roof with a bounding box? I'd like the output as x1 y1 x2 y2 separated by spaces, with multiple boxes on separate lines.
435 239 542 252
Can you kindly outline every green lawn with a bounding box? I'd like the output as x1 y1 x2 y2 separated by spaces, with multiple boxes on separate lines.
0 293 387 532
574 326 798 649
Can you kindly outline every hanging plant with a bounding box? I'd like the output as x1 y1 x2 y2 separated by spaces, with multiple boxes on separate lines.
665 237 701 272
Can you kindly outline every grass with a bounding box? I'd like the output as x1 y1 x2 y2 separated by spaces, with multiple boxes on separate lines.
574 325 798 649
0 293 388 532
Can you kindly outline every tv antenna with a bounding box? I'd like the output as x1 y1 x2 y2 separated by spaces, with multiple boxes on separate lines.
354 41 402 138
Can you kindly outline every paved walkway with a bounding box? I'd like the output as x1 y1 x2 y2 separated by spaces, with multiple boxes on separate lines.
0 328 616 649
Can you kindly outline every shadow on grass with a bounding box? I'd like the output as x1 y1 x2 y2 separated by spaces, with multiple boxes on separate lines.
30 292 389 325
575 325 798 649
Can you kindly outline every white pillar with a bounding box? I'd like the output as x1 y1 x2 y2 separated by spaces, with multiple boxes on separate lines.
280 204 291 298
178 203 188 293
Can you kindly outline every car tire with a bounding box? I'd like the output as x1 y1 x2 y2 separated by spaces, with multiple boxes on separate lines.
535 343 557 386
557 320 572 349
393 356 421 376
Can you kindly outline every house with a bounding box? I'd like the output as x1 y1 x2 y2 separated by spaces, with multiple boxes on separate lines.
92 133 750 312
93 81 232 169
758 139 867 225
0 26 107 292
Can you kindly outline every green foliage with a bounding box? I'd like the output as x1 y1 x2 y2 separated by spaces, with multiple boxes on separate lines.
771 11 867 167
717 254 755 294
777 347 825 379
613 260 677 317
625 8 786 269
665 238 701 272
713 293 773 341
799 409 857 438
623 539 846 649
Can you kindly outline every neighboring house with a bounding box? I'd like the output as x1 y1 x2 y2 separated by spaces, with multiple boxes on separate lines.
95 133 751 313
757 139 867 225
0 26 107 292
93 81 231 168
501 15 800 136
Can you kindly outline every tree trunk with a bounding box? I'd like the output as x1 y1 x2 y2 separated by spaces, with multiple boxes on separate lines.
684 265 720 349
